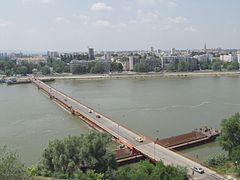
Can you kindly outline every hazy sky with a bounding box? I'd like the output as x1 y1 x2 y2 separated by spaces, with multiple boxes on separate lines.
0 0 239 52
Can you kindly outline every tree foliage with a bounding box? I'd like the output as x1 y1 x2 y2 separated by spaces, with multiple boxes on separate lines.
0 146 30 180
212 61 222 71
110 62 123 72
91 62 106 74
115 160 187 180
134 63 149 72
41 66 51 75
230 146 240 175
227 61 239 71
205 153 228 167
35 132 116 179
218 113 240 154
199 61 212 70
71 64 87 74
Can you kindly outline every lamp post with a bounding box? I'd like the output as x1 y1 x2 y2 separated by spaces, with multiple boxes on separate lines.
154 130 160 161
154 140 155 160
118 124 120 139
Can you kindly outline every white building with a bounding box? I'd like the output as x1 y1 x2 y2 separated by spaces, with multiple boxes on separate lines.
194 54 213 62
16 56 47 65
129 56 134 71
237 54 240 64
220 54 233 62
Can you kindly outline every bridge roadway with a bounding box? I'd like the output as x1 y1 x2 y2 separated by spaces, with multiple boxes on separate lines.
31 78 224 180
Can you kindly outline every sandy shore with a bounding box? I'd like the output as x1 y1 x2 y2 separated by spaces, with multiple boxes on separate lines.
17 71 240 81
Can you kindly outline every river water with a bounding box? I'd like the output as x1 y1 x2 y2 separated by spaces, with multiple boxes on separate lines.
1 76 240 166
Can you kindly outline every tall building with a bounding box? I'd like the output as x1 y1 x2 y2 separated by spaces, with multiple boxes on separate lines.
104 52 111 61
171 48 176 55
129 56 134 71
88 47 95 60
150 46 154 52
47 51 59 58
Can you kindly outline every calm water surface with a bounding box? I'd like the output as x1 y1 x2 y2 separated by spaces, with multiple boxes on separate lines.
1 76 240 165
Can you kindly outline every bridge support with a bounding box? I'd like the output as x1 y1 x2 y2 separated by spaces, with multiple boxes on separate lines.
131 148 139 156
70 106 75 115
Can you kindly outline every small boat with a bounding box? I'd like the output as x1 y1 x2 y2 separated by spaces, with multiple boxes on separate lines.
6 80 14 85
6 78 17 85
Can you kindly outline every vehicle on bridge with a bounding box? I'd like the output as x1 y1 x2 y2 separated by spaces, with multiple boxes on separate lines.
191 166 204 174
96 115 101 118
135 137 144 142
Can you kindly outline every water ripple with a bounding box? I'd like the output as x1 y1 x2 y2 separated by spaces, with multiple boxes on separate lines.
126 101 240 112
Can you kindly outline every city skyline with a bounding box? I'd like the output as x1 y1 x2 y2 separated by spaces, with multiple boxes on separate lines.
0 0 240 51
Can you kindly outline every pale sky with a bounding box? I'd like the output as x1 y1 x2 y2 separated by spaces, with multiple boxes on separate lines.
0 0 239 52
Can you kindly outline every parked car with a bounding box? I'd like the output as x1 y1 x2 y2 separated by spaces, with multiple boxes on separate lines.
191 166 204 174
88 109 93 113
135 137 144 142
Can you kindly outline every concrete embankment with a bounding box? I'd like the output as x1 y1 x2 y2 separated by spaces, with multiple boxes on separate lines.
33 71 240 81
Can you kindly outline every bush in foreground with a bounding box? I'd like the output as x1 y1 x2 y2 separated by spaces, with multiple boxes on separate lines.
0 146 30 180
33 132 117 179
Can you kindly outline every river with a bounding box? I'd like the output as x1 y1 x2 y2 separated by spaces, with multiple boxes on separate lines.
1 76 240 166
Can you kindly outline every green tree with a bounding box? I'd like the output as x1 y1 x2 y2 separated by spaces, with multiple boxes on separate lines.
134 63 149 72
227 61 239 71
36 133 116 179
17 65 28 75
91 62 106 74
177 62 186 72
63 65 70 73
51 60 67 73
205 153 227 167
167 63 178 72
41 66 51 75
230 146 240 175
115 160 187 180
212 61 222 71
199 61 211 70
0 146 30 180
75 169 104 180
154 67 161 72
218 113 240 154
71 64 87 74
117 63 123 72
110 62 123 72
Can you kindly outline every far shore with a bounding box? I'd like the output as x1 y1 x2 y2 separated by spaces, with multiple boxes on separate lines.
18 71 240 81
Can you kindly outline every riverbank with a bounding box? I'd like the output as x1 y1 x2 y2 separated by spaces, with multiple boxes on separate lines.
16 71 240 81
